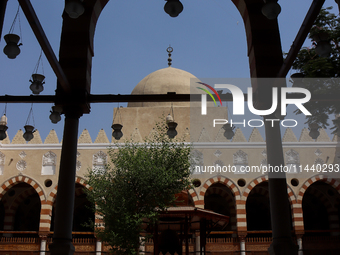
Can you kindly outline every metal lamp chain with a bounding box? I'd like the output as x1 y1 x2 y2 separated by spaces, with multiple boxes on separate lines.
25 103 35 126
113 104 123 125
33 50 44 75
2 103 7 116
9 5 23 44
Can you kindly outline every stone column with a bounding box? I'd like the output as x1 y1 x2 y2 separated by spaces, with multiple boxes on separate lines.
297 236 303 255
329 209 340 236
49 108 82 255
264 118 299 255
195 231 200 255
200 219 206 255
96 240 102 255
239 235 246 255
39 234 48 255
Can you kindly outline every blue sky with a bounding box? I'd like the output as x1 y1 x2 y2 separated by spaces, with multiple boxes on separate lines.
0 0 339 142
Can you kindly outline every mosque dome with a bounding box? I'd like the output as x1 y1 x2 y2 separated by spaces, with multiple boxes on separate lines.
128 67 198 107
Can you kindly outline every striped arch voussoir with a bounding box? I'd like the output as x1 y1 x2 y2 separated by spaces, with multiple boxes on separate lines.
76 176 91 190
0 175 46 202
298 175 340 203
188 188 199 202
198 176 240 202
46 176 91 205
241 176 296 204
294 175 340 232
242 176 268 200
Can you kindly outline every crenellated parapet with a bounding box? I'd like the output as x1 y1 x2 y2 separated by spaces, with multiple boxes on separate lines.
0 127 338 144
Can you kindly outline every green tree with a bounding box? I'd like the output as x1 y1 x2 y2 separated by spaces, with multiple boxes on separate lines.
291 7 340 132
85 122 193 255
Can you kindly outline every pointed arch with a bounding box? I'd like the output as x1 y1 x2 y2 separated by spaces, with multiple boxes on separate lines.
2 187 39 231
242 175 296 203
198 176 241 232
0 176 44 232
243 176 301 233
298 175 340 235
199 176 240 201
0 175 46 201
204 184 237 233
298 175 340 202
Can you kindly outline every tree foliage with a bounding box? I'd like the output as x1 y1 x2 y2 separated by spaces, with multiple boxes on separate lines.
291 7 340 130
85 122 193 255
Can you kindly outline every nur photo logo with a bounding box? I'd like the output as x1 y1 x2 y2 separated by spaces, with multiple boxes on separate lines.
195 80 312 128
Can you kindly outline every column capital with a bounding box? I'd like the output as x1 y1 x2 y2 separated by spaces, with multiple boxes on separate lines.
39 231 50 240
63 105 83 119
295 232 304 239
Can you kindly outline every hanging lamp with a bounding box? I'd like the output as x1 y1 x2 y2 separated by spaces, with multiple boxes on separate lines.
49 106 62 124
223 123 235 140
112 106 123 140
3 6 23 59
23 104 36 142
65 0 85 19
262 0 281 20
166 103 178 139
164 0 183 17
308 123 320 140
29 51 45 95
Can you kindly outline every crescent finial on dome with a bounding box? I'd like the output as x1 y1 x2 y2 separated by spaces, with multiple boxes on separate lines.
167 45 173 67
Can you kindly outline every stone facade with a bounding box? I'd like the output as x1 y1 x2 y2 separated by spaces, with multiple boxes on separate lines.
0 67 340 254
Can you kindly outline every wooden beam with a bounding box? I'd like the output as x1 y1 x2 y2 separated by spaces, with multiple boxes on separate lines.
0 93 338 104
